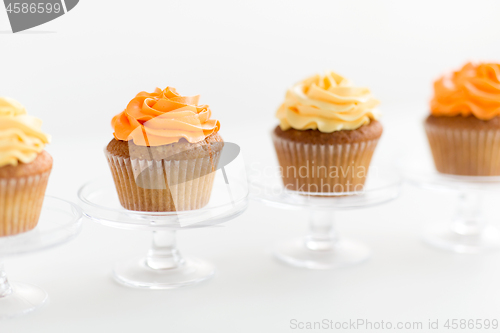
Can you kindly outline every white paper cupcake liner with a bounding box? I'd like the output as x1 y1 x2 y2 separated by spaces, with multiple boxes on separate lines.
0 171 51 236
105 150 221 212
425 123 500 176
272 133 379 193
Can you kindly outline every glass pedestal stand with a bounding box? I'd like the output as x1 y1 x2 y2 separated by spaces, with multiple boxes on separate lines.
401 155 500 253
78 175 248 289
423 192 500 253
0 197 82 319
273 209 373 269
112 229 217 289
249 167 401 269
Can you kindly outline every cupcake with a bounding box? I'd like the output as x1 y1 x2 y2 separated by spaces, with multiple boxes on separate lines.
425 62 500 176
273 71 382 193
0 97 52 236
107 87 223 212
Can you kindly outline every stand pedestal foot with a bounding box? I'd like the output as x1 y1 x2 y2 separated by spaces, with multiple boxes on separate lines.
0 282 48 319
112 256 215 289
423 224 500 254
424 192 500 253
274 209 371 269
274 238 371 269
112 230 215 289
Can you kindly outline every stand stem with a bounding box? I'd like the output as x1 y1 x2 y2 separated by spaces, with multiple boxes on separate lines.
0 262 12 298
146 230 185 270
304 209 337 251
451 192 484 236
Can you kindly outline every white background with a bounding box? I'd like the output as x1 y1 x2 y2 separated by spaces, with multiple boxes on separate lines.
2 0 500 332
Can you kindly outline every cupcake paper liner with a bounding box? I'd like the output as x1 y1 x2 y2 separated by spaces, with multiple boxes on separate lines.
105 150 221 212
0 171 51 236
425 122 500 176
272 133 380 193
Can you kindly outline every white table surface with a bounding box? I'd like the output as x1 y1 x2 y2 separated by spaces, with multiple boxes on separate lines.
2 1 500 331
1 113 500 333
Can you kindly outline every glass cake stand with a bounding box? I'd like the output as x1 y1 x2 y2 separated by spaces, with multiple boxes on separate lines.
78 166 248 289
249 165 402 269
400 149 500 254
0 196 83 319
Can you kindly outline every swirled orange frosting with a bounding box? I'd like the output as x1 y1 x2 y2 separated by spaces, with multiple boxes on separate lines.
112 87 220 146
431 62 500 120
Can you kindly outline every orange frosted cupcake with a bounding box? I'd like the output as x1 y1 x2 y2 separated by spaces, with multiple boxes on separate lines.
0 97 52 236
425 62 500 176
106 87 223 212
273 71 382 193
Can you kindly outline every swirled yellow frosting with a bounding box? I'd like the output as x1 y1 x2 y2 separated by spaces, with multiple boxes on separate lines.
0 97 51 167
276 71 381 132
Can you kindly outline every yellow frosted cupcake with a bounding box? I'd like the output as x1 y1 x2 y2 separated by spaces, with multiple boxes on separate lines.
273 71 382 193
0 97 52 236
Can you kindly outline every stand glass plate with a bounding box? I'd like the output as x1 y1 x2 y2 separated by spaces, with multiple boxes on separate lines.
400 149 500 253
78 168 248 289
0 196 82 319
249 165 401 269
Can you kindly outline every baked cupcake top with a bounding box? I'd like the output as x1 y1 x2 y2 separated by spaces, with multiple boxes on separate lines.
112 87 220 146
0 97 51 168
276 71 380 133
431 62 500 120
